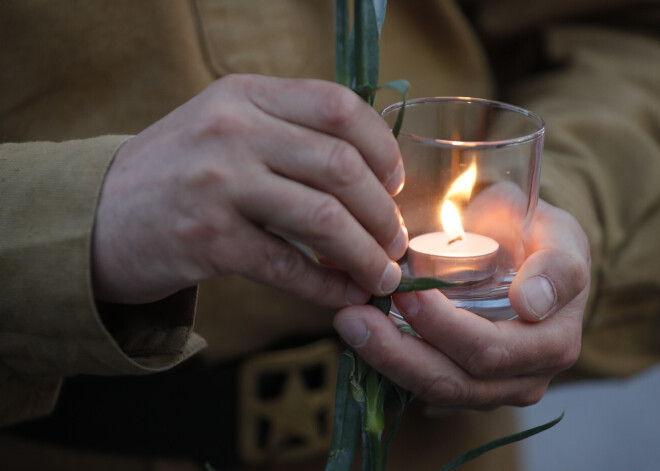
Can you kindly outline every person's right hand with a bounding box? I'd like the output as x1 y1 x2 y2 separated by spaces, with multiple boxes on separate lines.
91 74 407 306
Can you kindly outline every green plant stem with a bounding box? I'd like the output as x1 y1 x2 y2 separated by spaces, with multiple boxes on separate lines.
325 352 361 471
364 427 383 471
354 0 379 104
334 0 350 86
363 369 386 471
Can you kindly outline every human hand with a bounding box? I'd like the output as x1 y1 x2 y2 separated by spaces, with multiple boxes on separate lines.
333 199 590 408
92 74 407 305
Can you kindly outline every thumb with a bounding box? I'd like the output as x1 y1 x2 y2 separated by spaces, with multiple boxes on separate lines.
509 247 589 321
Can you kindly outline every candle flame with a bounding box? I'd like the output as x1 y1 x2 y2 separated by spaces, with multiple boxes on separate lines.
440 200 464 240
440 163 477 240
445 163 477 201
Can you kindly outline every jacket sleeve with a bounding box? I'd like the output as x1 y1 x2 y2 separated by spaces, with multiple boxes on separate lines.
0 136 206 426
508 25 660 379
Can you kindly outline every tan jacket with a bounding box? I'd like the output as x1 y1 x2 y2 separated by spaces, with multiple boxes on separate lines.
1 0 659 469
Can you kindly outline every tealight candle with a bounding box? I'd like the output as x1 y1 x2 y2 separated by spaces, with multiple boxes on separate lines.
407 163 499 283
408 231 499 282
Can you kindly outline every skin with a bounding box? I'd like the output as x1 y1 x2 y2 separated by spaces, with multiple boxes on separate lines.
92 74 407 306
93 73 590 409
334 199 591 408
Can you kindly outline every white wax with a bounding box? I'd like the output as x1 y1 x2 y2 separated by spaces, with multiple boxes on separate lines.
409 232 499 258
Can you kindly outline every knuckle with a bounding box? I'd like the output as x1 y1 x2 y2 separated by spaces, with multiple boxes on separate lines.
319 85 361 129
185 160 227 189
215 73 253 94
177 169 236 242
263 243 308 286
371 347 399 372
514 383 547 407
197 109 250 139
556 341 581 372
325 141 366 187
568 252 590 292
381 133 400 166
553 211 591 286
182 160 241 210
173 207 227 245
419 374 467 405
380 200 402 235
309 269 345 307
307 195 346 237
465 345 510 378
554 249 590 304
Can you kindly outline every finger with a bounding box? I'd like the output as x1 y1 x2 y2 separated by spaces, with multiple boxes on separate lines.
510 200 591 321
333 305 552 407
243 75 404 195
392 290 581 378
235 171 402 296
213 221 371 308
258 116 408 260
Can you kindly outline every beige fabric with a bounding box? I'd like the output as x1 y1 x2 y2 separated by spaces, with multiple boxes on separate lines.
477 0 656 38
0 1 212 426
0 134 207 426
194 0 335 80
508 25 660 378
379 0 494 101
0 0 212 141
0 0 659 469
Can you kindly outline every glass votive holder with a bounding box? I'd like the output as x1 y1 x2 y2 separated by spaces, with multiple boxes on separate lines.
381 97 544 321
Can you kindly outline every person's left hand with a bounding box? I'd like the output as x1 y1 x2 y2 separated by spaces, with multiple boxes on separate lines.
333 199 590 408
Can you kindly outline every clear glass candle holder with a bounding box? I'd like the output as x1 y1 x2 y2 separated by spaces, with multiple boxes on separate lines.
381 97 544 321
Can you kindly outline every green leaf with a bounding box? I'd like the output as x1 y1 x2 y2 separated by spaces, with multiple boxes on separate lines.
325 352 362 471
395 275 456 292
438 411 566 471
372 0 387 35
382 384 413 470
396 323 418 337
368 294 392 315
368 274 453 316
375 79 409 138
352 353 369 403
355 79 410 137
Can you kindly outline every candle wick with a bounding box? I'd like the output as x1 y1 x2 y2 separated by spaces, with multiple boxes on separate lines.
447 235 463 246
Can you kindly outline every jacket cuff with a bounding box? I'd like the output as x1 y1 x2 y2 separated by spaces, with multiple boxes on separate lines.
0 136 205 383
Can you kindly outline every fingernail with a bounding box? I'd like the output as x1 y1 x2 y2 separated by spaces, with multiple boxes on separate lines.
379 261 401 294
387 226 409 259
394 292 420 318
385 162 405 195
521 275 557 320
346 281 370 306
336 316 370 347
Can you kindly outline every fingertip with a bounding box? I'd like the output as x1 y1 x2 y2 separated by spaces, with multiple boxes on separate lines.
385 161 405 195
386 225 409 261
511 247 590 322
392 291 421 318
345 280 370 306
334 310 370 348
513 274 558 321
378 260 402 295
